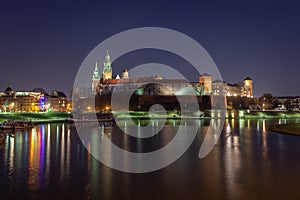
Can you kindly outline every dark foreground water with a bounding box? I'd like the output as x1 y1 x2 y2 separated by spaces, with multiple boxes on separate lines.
1 118 300 199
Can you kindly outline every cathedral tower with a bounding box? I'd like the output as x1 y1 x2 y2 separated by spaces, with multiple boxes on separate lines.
103 51 113 80
92 62 100 94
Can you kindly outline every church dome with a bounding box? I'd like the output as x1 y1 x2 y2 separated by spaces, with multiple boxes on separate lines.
154 74 163 80
5 86 13 95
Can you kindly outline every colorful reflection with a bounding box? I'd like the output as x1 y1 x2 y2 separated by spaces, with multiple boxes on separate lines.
2 118 300 199
1 123 72 192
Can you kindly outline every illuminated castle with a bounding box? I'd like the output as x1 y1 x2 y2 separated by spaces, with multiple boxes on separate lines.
91 51 253 98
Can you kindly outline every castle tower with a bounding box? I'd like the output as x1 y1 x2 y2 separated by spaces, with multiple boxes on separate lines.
244 77 253 97
92 62 100 94
199 73 212 95
122 69 129 79
103 51 113 80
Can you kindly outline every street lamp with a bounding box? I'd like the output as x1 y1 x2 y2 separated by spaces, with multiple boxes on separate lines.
45 103 51 112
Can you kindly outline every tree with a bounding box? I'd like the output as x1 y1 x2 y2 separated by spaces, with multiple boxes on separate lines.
284 99 293 111
260 93 273 102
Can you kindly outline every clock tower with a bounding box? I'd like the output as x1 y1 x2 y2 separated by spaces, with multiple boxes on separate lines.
103 51 113 80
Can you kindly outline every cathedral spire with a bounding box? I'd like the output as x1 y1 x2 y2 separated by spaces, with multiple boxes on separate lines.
103 50 112 72
92 62 100 95
92 62 100 80
103 50 113 80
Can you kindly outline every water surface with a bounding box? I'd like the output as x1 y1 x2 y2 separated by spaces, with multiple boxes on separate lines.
1 118 300 199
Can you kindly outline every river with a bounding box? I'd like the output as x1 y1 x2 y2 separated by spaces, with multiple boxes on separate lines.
1 118 300 199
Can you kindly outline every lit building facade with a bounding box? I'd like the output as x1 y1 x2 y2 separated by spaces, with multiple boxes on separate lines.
199 73 212 95
212 80 227 96
0 89 46 112
212 77 253 98
243 77 253 97
0 86 70 112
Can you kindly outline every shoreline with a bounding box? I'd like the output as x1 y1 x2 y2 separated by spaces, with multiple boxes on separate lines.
32 119 68 124
1 112 300 136
0 111 300 124
0 110 300 123
269 123 300 136
0 112 69 124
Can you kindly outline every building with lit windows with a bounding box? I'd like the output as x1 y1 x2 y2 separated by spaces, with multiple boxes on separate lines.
199 73 212 95
243 77 253 97
0 86 70 112
212 77 253 98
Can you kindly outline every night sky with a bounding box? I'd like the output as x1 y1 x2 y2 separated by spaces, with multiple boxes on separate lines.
1 1 300 97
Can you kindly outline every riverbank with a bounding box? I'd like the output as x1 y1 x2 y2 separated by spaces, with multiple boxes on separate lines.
269 123 300 136
243 111 300 119
115 110 300 119
0 112 69 124
0 110 300 124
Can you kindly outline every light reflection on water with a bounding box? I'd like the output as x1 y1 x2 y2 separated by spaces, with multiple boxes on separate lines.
1 119 300 199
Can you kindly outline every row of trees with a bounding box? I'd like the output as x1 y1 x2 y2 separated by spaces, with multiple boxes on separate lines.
258 93 299 111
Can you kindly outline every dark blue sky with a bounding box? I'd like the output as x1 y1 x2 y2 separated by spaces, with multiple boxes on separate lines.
1 1 300 97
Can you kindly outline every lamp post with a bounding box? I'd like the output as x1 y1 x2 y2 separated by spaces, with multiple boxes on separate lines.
45 103 51 112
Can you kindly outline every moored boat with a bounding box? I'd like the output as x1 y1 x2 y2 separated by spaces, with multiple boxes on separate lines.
13 120 34 129
0 120 34 130
0 120 14 129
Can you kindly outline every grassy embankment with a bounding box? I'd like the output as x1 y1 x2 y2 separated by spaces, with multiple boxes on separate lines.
115 110 300 119
269 123 300 136
241 111 300 136
115 111 182 119
0 112 69 123
243 111 300 119
242 112 300 136
1 110 300 123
